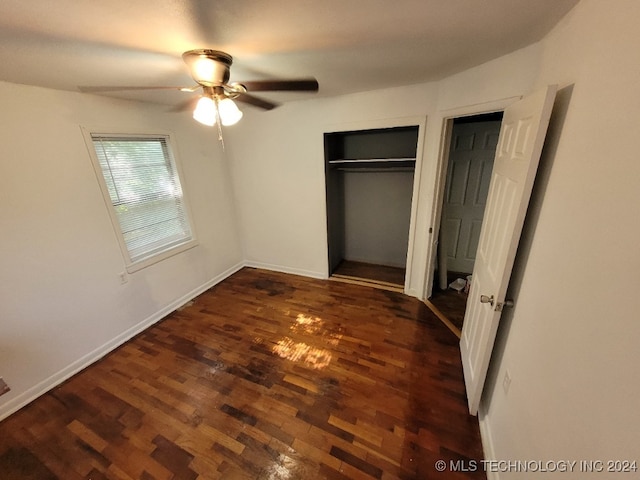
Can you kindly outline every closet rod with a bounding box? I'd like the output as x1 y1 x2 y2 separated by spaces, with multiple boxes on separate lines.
337 167 415 173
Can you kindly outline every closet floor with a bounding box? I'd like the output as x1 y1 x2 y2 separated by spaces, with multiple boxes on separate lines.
332 260 405 287
428 288 468 335
428 272 470 336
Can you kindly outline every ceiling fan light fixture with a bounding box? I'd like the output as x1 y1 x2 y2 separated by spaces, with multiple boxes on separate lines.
182 49 232 86
193 96 217 126
192 57 217 83
192 94 243 128
218 97 243 126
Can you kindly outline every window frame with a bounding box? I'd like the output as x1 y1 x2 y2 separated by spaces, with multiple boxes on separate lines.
82 128 198 273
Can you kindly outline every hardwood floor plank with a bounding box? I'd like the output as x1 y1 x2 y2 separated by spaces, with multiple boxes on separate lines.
0 267 485 479
0 447 58 480
151 434 198 480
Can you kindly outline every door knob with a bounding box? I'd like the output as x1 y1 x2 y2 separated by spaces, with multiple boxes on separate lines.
480 294 494 306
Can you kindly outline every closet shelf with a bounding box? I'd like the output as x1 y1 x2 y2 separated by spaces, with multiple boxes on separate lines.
328 157 415 164
328 157 416 170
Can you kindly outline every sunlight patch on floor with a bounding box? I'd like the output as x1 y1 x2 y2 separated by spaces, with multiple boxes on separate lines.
270 313 343 370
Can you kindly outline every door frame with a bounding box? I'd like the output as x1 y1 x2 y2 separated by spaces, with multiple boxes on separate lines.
322 115 428 294
422 96 522 300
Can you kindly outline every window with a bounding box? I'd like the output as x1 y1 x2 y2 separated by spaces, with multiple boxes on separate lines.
87 133 196 271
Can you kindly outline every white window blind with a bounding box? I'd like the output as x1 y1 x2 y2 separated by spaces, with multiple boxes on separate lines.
90 134 194 266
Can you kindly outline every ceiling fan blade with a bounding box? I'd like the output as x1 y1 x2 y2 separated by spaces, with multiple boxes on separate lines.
239 79 319 92
235 93 278 111
78 85 198 93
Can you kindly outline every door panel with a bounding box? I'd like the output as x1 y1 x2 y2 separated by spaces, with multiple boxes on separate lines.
442 121 502 274
466 219 483 259
443 218 460 257
460 85 557 415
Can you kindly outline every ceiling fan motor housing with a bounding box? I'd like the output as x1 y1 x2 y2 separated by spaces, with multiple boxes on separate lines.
182 49 233 87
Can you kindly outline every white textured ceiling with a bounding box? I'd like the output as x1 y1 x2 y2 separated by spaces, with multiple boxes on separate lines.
0 0 578 107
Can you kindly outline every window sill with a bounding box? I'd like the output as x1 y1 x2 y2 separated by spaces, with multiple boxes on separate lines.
125 239 199 273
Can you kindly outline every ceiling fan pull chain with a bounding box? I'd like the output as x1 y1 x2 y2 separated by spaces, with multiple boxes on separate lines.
214 98 225 149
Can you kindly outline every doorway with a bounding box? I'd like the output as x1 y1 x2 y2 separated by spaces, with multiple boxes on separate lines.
430 112 503 334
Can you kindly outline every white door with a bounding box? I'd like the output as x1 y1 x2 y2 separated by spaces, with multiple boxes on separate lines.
460 85 557 415
442 120 502 274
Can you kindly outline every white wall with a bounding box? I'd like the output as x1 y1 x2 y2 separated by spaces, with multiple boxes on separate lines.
225 86 441 281
477 1 640 477
0 82 243 419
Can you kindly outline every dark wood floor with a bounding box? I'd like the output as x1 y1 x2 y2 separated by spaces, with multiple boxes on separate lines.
0 268 485 480
428 288 468 334
332 260 405 287
332 261 469 337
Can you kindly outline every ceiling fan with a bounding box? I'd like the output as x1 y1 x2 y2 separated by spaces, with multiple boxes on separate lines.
81 48 319 131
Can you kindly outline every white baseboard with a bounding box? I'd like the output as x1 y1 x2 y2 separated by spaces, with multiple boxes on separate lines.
479 405 500 480
246 261 421 298
244 260 327 280
0 261 244 422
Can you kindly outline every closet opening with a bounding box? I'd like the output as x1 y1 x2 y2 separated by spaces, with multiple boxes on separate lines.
324 125 419 290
